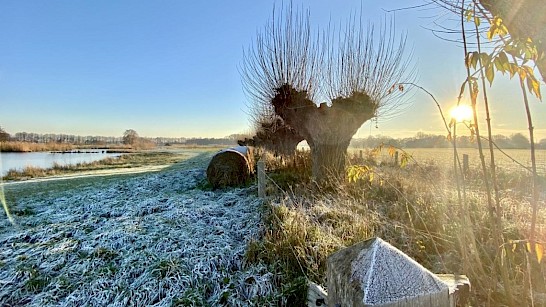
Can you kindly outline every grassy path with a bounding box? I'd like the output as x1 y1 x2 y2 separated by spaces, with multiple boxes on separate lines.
0 152 276 306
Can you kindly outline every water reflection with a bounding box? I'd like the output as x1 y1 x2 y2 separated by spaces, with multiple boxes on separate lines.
0 150 122 176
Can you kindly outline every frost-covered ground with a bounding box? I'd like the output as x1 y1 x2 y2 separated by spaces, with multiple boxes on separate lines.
0 153 276 306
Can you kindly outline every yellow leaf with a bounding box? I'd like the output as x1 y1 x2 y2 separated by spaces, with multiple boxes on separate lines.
536 243 544 263
527 76 542 100
458 80 467 98
479 52 490 65
498 24 508 37
498 51 508 64
400 154 409 168
518 66 527 81
388 146 396 157
464 9 472 22
508 63 518 78
487 26 495 40
494 16 503 26
512 243 517 252
465 52 473 68
526 242 544 263
494 57 505 73
485 63 495 85
474 16 480 27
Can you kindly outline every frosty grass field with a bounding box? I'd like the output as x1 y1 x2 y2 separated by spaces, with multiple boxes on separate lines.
0 147 544 306
0 151 276 306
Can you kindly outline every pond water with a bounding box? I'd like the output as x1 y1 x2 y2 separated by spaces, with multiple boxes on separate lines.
0 151 122 176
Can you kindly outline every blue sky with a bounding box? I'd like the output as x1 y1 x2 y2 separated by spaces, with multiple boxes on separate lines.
1 1 544 139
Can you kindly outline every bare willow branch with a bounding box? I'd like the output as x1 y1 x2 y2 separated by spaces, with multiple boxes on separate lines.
240 4 321 127
323 16 417 120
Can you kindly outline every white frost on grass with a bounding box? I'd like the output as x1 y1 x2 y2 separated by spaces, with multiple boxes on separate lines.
0 156 276 306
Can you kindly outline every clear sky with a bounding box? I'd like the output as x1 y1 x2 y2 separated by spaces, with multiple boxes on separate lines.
1 0 544 139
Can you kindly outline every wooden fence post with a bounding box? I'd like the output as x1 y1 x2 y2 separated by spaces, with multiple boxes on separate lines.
394 151 399 166
463 154 469 175
257 158 265 198
359 150 363 162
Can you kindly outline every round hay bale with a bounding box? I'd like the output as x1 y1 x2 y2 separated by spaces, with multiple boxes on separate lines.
207 146 254 188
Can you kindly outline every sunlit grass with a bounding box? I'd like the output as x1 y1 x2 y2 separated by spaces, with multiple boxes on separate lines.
249 149 546 306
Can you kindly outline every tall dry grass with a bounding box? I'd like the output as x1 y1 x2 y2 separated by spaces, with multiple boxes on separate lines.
247 149 546 306
0 142 74 152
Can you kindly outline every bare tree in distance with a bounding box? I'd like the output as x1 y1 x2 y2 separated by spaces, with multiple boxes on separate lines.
123 129 139 146
0 126 10 142
241 5 415 180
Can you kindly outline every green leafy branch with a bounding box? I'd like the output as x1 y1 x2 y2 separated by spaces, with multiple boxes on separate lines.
463 8 542 99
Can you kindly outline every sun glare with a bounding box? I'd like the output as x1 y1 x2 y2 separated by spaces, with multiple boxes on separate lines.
450 105 473 123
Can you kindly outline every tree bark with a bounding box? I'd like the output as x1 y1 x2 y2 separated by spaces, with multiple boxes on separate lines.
271 84 375 181
308 141 351 180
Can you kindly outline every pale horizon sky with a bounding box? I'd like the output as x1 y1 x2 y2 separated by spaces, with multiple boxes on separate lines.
1 1 545 140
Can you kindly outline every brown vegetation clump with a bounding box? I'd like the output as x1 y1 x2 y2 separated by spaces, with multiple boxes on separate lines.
0 141 74 152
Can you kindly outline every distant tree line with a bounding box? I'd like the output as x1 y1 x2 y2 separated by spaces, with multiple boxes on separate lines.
1 127 543 149
350 132 546 149
0 127 242 147
0 128 188 146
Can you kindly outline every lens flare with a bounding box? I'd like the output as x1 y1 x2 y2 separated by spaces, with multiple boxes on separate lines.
450 105 473 123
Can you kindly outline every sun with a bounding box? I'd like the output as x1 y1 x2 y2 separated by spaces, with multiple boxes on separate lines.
450 105 473 123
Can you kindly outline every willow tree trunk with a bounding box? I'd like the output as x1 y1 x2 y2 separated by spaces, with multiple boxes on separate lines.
308 141 352 180
272 84 375 181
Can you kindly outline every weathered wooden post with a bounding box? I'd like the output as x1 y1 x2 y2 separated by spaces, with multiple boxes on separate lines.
326 237 470 306
257 158 265 198
462 154 469 175
359 150 363 162
394 151 399 166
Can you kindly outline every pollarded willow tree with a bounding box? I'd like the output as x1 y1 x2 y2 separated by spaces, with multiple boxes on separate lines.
241 6 415 180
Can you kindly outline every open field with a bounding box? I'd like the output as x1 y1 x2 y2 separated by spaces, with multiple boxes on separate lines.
350 147 546 175
0 151 278 306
